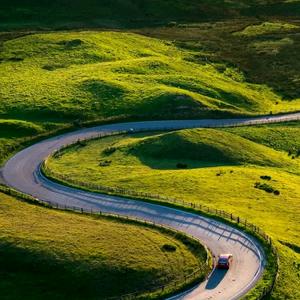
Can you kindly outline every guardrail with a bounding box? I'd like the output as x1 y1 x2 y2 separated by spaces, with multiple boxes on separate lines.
0 183 212 300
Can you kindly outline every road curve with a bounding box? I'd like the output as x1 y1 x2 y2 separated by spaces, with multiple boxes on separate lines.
3 112 300 299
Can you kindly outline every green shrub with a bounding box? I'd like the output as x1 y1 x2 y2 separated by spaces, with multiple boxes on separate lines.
254 182 280 196
103 147 116 155
76 140 87 147
161 244 177 252
260 175 271 180
99 160 112 167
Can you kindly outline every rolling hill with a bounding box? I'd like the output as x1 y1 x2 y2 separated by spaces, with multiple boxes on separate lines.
44 124 300 299
1 31 299 126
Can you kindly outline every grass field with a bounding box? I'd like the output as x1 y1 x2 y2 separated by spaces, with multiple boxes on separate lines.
138 19 300 100
46 122 300 299
2 30 298 124
0 192 209 300
1 19 300 164
1 30 300 164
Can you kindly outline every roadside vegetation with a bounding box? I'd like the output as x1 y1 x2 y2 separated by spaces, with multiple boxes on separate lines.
0 192 209 299
45 122 300 299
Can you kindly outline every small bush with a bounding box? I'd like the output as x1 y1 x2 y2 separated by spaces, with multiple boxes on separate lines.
58 39 83 48
255 182 274 193
8 57 23 62
103 147 116 155
255 182 280 195
260 175 272 181
216 171 225 176
67 39 83 47
76 140 87 147
161 244 177 252
99 160 111 167
42 64 65 71
176 162 187 169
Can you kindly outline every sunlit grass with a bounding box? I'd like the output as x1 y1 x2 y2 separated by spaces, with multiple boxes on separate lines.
46 124 300 299
234 21 299 36
1 31 299 125
0 192 208 299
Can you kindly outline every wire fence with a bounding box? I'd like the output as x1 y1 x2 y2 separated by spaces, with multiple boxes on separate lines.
43 130 273 243
0 183 212 300
0 176 278 300
3 121 285 299
15 111 300 156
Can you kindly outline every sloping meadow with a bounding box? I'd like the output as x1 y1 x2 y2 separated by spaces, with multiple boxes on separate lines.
45 124 300 299
1 31 298 124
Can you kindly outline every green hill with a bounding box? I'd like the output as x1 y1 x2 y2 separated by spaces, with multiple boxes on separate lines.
223 122 300 154
2 28 299 163
1 31 298 125
121 128 295 168
44 125 300 299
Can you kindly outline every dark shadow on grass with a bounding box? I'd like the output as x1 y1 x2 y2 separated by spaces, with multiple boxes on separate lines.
0 239 164 299
115 130 244 170
133 156 235 170
279 240 300 254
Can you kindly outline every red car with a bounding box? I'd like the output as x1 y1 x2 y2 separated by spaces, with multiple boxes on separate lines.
217 254 233 269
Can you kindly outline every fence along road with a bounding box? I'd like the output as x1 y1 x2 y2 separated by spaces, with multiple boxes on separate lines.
3 112 300 299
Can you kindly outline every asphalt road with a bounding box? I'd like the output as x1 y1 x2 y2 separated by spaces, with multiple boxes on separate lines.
3 112 300 299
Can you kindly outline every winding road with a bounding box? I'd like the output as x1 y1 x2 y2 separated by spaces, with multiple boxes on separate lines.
3 112 300 299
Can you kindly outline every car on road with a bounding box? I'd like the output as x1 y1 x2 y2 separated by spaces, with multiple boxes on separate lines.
217 254 233 269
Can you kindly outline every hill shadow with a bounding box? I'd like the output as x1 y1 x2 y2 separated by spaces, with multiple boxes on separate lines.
133 155 233 170
0 240 164 299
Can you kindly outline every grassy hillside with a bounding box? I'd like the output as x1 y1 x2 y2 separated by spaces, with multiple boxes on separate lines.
223 122 300 154
1 0 300 30
45 124 300 299
0 31 299 125
0 31 288 121
0 118 62 164
122 129 295 169
0 192 208 300
139 19 300 100
0 22 300 165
